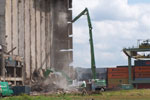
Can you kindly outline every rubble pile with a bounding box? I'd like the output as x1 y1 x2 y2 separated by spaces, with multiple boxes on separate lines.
30 69 79 94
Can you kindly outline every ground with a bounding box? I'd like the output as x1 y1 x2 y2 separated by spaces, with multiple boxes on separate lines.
2 89 150 100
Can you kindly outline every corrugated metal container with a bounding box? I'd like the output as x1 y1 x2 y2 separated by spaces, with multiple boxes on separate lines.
137 84 150 89
12 86 31 95
117 66 134 68
135 78 150 80
134 66 150 72
135 73 150 78
108 84 133 89
108 73 131 79
108 78 128 85
107 84 121 89
135 60 150 66
107 84 118 89
108 68 128 73
121 84 134 90
134 78 150 82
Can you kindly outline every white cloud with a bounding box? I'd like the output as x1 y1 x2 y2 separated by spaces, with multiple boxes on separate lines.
92 0 140 21
73 0 150 68
93 20 138 39
73 25 89 44
100 52 115 61
140 14 150 30
95 43 111 51
73 0 100 15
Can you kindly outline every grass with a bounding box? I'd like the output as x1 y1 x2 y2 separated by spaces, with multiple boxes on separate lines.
2 89 150 100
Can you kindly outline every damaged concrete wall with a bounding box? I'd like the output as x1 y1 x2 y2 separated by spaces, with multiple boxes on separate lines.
5 0 73 80
0 0 6 47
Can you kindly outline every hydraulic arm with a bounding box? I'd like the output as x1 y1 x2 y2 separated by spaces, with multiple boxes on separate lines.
72 8 96 79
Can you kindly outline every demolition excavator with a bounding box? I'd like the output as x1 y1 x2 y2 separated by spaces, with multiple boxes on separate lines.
33 8 106 91
72 8 106 91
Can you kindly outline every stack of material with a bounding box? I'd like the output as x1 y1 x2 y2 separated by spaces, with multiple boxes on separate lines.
135 66 150 78
134 60 150 89
107 67 131 89
134 60 150 66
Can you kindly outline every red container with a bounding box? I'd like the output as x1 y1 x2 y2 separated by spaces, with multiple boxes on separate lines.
137 83 150 89
108 68 128 73
135 66 150 72
108 73 129 79
107 84 118 89
108 78 129 85
135 73 150 78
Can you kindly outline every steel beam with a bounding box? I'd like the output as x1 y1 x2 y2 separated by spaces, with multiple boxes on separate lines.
128 56 132 84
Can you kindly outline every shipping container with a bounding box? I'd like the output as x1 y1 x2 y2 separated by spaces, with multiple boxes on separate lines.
137 83 150 89
134 78 150 81
108 68 128 73
135 60 150 66
108 78 128 85
108 67 134 73
107 84 120 89
135 73 150 78
12 86 31 95
108 73 130 79
134 66 150 72
121 84 134 90
117 66 134 68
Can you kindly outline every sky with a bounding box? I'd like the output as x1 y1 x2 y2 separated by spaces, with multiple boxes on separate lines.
72 0 150 68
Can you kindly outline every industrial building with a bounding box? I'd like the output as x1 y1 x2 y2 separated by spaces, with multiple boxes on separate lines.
0 0 73 85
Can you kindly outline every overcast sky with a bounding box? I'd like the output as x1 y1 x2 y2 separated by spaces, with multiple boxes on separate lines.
72 0 150 68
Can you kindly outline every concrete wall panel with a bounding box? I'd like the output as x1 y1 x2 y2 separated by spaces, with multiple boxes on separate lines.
18 0 25 57
41 0 46 69
46 0 51 68
30 0 36 74
12 0 19 55
35 0 41 71
25 0 31 78
0 0 5 15
6 0 12 52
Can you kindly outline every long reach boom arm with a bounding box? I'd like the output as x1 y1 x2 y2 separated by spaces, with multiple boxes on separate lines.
72 8 96 79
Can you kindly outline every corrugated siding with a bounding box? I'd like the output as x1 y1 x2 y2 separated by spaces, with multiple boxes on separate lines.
5 0 73 79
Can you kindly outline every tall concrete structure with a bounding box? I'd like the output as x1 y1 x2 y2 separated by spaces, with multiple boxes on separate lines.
0 0 6 46
0 0 73 83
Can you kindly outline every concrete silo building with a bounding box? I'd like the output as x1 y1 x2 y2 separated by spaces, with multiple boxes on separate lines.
0 0 73 85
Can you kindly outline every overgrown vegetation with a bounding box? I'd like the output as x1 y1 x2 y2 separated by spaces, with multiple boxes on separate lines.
2 89 150 100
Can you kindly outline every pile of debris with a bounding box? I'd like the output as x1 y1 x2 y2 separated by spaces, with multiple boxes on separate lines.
30 69 79 94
